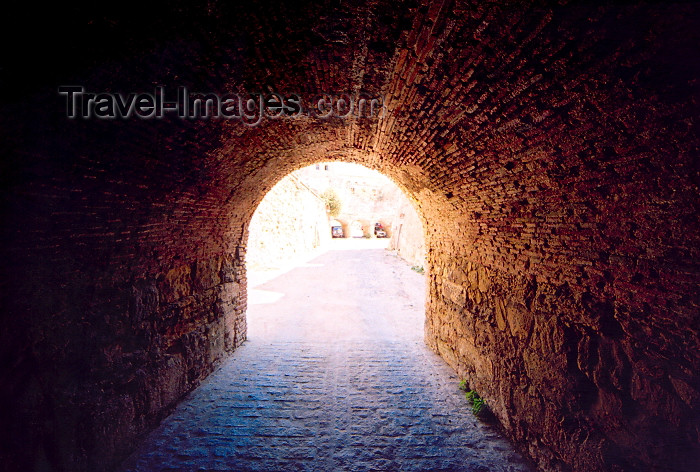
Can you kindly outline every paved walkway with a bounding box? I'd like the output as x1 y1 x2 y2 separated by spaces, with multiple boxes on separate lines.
119 240 532 472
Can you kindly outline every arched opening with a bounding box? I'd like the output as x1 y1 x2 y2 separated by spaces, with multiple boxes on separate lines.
2 2 697 471
117 162 537 472
244 162 428 343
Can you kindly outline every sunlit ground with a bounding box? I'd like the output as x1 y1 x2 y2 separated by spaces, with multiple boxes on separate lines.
247 238 390 305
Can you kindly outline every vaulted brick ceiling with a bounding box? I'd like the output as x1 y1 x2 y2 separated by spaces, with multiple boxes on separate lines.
1 1 698 472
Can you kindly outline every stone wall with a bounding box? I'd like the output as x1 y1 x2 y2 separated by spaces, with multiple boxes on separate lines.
2 248 247 472
389 199 426 268
247 174 330 270
1 2 698 472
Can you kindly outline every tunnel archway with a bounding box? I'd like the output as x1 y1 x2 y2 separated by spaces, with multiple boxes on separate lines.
1 2 698 472
234 151 443 339
242 161 430 342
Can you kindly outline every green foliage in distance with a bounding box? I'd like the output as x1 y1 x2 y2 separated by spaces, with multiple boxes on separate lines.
321 188 342 218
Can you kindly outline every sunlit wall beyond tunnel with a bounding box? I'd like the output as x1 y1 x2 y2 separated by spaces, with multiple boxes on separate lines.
1 1 698 472
246 171 331 273
245 162 426 297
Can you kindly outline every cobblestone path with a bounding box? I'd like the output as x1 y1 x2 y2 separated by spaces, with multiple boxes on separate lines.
119 241 533 472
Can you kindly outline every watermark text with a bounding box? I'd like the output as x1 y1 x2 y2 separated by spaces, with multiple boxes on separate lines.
58 86 385 125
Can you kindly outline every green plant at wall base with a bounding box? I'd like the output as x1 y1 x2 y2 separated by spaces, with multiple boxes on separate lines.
411 265 424 274
466 390 486 416
459 384 486 417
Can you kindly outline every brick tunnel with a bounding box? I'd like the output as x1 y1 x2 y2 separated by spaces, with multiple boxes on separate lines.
1 1 698 471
